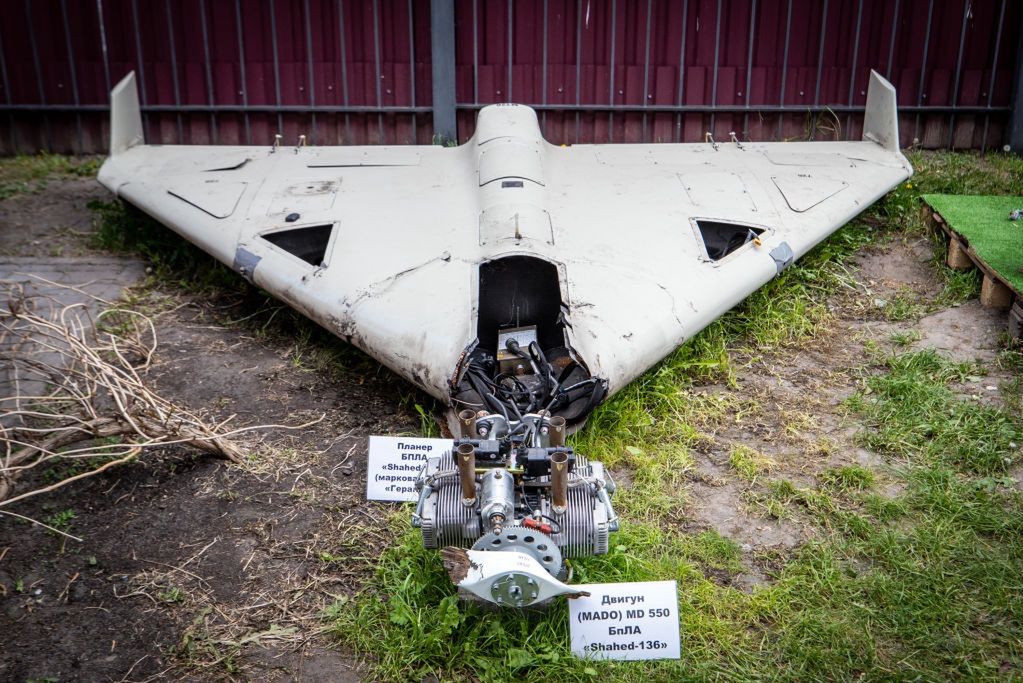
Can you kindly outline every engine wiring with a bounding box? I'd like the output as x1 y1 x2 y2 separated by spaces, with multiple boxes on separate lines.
461 337 602 424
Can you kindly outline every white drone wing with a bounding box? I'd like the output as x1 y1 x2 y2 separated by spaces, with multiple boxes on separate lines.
98 71 910 425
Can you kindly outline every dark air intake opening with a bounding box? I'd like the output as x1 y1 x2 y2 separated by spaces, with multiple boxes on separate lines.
261 224 334 266
695 220 765 261
476 256 563 353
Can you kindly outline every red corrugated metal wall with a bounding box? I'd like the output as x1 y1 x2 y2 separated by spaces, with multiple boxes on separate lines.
0 0 1018 153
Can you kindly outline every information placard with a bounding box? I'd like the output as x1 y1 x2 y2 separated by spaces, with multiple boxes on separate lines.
365 436 452 502
568 580 681 661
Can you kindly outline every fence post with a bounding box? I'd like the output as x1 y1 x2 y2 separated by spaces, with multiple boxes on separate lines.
430 0 457 143
1009 11 1023 153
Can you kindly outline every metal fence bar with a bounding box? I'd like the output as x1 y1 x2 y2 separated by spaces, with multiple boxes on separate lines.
430 0 456 142
337 0 351 142
234 0 251 143
270 0 283 134
947 0 971 149
812 0 827 106
542 0 548 129
408 0 416 140
914 0 934 144
507 0 513 101
199 0 217 144
0 27 10 106
608 0 616 142
60 0 84 151
642 0 652 141
709 0 721 136
473 0 479 106
981 0 1007 152
0 21 14 151
25 0 51 150
130 0 149 141
845 0 863 140
885 0 900 80
165 0 184 142
373 0 383 141
1009 4 1023 152
776 0 792 139
810 0 828 140
304 0 317 142
574 0 581 142
674 0 687 143
96 0 111 94
742 0 756 138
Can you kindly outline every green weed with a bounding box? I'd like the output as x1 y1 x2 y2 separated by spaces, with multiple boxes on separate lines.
44 508 76 533
820 465 875 492
847 350 1022 474
888 330 921 347
0 153 100 200
158 587 187 604
729 445 774 482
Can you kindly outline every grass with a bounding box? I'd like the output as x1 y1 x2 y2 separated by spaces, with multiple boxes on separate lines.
923 194 1023 293
820 465 875 492
18 148 1023 679
729 444 774 482
332 347 1023 681
0 153 100 200
846 350 1022 474
326 151 1023 680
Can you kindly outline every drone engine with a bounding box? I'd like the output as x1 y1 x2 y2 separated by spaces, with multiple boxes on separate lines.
412 411 617 607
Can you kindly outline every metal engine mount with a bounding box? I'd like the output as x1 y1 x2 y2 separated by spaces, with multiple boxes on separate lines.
412 409 618 607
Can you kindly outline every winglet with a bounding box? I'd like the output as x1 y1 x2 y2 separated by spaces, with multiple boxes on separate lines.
110 71 144 155
862 70 900 152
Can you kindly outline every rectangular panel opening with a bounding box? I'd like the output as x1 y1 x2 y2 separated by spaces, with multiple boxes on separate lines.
695 220 765 261
260 224 334 266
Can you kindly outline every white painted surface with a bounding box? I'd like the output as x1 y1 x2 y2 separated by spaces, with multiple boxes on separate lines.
99 71 912 412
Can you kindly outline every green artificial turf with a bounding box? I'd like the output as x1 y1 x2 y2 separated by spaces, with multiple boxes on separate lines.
922 193 1023 293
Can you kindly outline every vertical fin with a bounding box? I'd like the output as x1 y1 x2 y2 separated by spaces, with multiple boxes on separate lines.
109 72 144 155
862 70 900 152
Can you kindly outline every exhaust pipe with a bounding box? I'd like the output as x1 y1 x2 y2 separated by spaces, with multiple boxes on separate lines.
550 450 569 515
548 415 566 448
456 443 477 506
458 409 477 438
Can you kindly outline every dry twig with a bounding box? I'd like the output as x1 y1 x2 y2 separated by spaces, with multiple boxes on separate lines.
0 288 311 517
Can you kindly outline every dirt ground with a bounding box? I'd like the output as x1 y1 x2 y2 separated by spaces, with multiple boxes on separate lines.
1 178 424 681
0 177 1017 681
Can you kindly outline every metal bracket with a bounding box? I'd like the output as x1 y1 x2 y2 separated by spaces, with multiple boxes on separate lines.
769 241 795 274
233 246 262 282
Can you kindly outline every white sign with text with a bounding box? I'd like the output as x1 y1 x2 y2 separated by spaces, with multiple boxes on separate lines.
365 436 452 502
568 580 681 661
